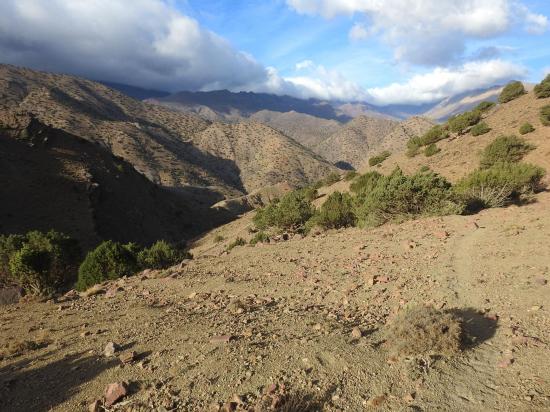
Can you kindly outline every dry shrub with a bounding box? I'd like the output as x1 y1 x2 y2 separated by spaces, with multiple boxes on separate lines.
253 387 321 412
0 335 50 359
385 306 464 357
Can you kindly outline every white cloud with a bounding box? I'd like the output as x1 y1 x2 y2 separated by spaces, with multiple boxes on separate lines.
0 0 269 92
295 60 315 70
348 23 371 40
287 0 548 65
367 59 527 105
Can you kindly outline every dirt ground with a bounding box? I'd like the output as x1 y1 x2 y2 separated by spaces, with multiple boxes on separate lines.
1 192 550 411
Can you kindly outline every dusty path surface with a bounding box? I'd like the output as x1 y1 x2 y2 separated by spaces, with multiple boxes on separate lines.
1 194 550 411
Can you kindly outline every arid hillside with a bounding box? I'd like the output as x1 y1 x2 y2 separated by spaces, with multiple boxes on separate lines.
0 64 336 197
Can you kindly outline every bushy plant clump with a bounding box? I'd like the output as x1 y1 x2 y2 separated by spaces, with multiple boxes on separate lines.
354 168 463 227
541 105 550 126
0 230 81 296
470 122 491 136
313 192 356 229
448 110 481 134
349 171 383 195
226 237 246 251
368 151 391 167
137 240 190 270
474 101 495 112
406 126 449 157
534 74 550 99
519 122 535 135
253 189 315 231
499 81 526 103
455 162 545 209
344 171 358 181
480 135 535 169
424 143 441 157
250 231 269 245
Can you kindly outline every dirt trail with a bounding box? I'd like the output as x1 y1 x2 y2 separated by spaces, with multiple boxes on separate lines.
1 195 550 411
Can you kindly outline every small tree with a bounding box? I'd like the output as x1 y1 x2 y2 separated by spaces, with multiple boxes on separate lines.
448 110 481 134
315 192 356 229
76 241 139 291
499 81 526 103
137 240 189 270
480 135 535 169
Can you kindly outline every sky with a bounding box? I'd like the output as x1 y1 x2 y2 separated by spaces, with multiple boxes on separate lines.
0 0 549 106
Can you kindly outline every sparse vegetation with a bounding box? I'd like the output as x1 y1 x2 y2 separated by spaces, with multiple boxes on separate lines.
470 121 491 136
226 237 246 251
480 135 535 169
419 165 431 173
76 241 139 291
322 172 341 186
385 306 464 357
344 171 358 181
455 162 545 210
448 110 481 134
475 101 495 112
499 81 526 103
534 74 550 99
519 122 535 135
313 192 356 229
137 240 190 270
349 171 383 195
368 151 391 167
250 231 269 245
424 143 441 157
541 105 550 126
213 234 225 243
406 126 449 157
0 230 80 296
253 189 314 231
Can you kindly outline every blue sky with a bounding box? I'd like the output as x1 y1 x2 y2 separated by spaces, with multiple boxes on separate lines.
0 0 548 105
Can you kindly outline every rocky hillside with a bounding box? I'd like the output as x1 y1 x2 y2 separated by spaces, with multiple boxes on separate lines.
312 116 399 169
0 64 336 197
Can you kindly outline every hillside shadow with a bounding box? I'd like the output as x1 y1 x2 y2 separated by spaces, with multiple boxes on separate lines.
0 351 117 412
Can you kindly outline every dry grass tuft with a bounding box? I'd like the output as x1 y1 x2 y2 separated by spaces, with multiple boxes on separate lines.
0 335 51 359
385 306 464 357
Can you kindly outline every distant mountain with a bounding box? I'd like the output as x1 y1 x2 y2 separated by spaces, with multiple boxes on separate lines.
100 81 170 100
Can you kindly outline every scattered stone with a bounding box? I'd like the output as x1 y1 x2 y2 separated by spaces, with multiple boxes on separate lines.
210 335 233 344
104 342 119 357
434 231 449 240
57 304 70 311
63 289 79 300
497 357 514 368
104 382 128 407
351 327 362 338
529 305 542 312
313 323 322 331
376 276 390 284
119 350 137 364
486 313 499 321
367 395 386 407
534 278 547 286
403 393 416 403
81 284 105 298
88 399 103 412
105 286 121 298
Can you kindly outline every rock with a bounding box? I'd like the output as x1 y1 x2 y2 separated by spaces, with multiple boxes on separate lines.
282 233 289 241
534 278 547 286
104 342 119 357
351 327 362 338
104 382 128 407
119 350 137 364
367 395 386 407
81 284 105 297
403 393 416 402
88 399 103 412
63 289 79 300
376 276 390 284
497 357 514 368
312 323 322 331
434 231 449 240
105 286 121 298
210 335 233 344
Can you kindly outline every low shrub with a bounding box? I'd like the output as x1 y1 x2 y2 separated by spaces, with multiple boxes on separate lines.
344 171 358 181
419 165 431 173
213 234 224 243
534 74 550 99
448 110 481 134
385 306 464 357
455 162 545 210
354 168 463 227
250 231 269 245
499 81 526 103
519 122 535 135
314 192 356 229
470 122 491 136
475 101 495 112
480 135 535 169
424 143 441 157
541 105 550 126
368 151 391 167
76 241 138 291
1 231 80 296
322 172 341 186
226 237 246 251
349 171 382 195
420 125 449 145
253 189 314 231
137 240 189 270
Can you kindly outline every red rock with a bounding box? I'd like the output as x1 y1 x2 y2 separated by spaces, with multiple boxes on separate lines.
486 313 499 321
434 231 449 240
104 382 128 406
534 278 547 286
210 335 233 344
377 276 390 284
119 351 136 364
497 357 514 368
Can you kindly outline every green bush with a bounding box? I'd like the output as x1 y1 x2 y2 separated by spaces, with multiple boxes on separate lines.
541 105 550 126
349 171 383 195
76 241 138 291
519 122 535 135
368 151 391 167
534 74 550 99
137 240 189 270
480 135 535 169
213 234 224 243
314 192 356 229
455 162 545 210
354 168 463 227
406 126 449 157
448 110 481 134
499 81 526 103
1 231 81 296
250 231 269 245
226 237 246 251
424 143 441 157
475 101 495 112
419 165 431 173
344 171 358 181
253 189 314 231
471 122 491 136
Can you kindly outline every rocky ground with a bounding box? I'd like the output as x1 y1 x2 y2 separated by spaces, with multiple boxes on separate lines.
1 192 550 411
